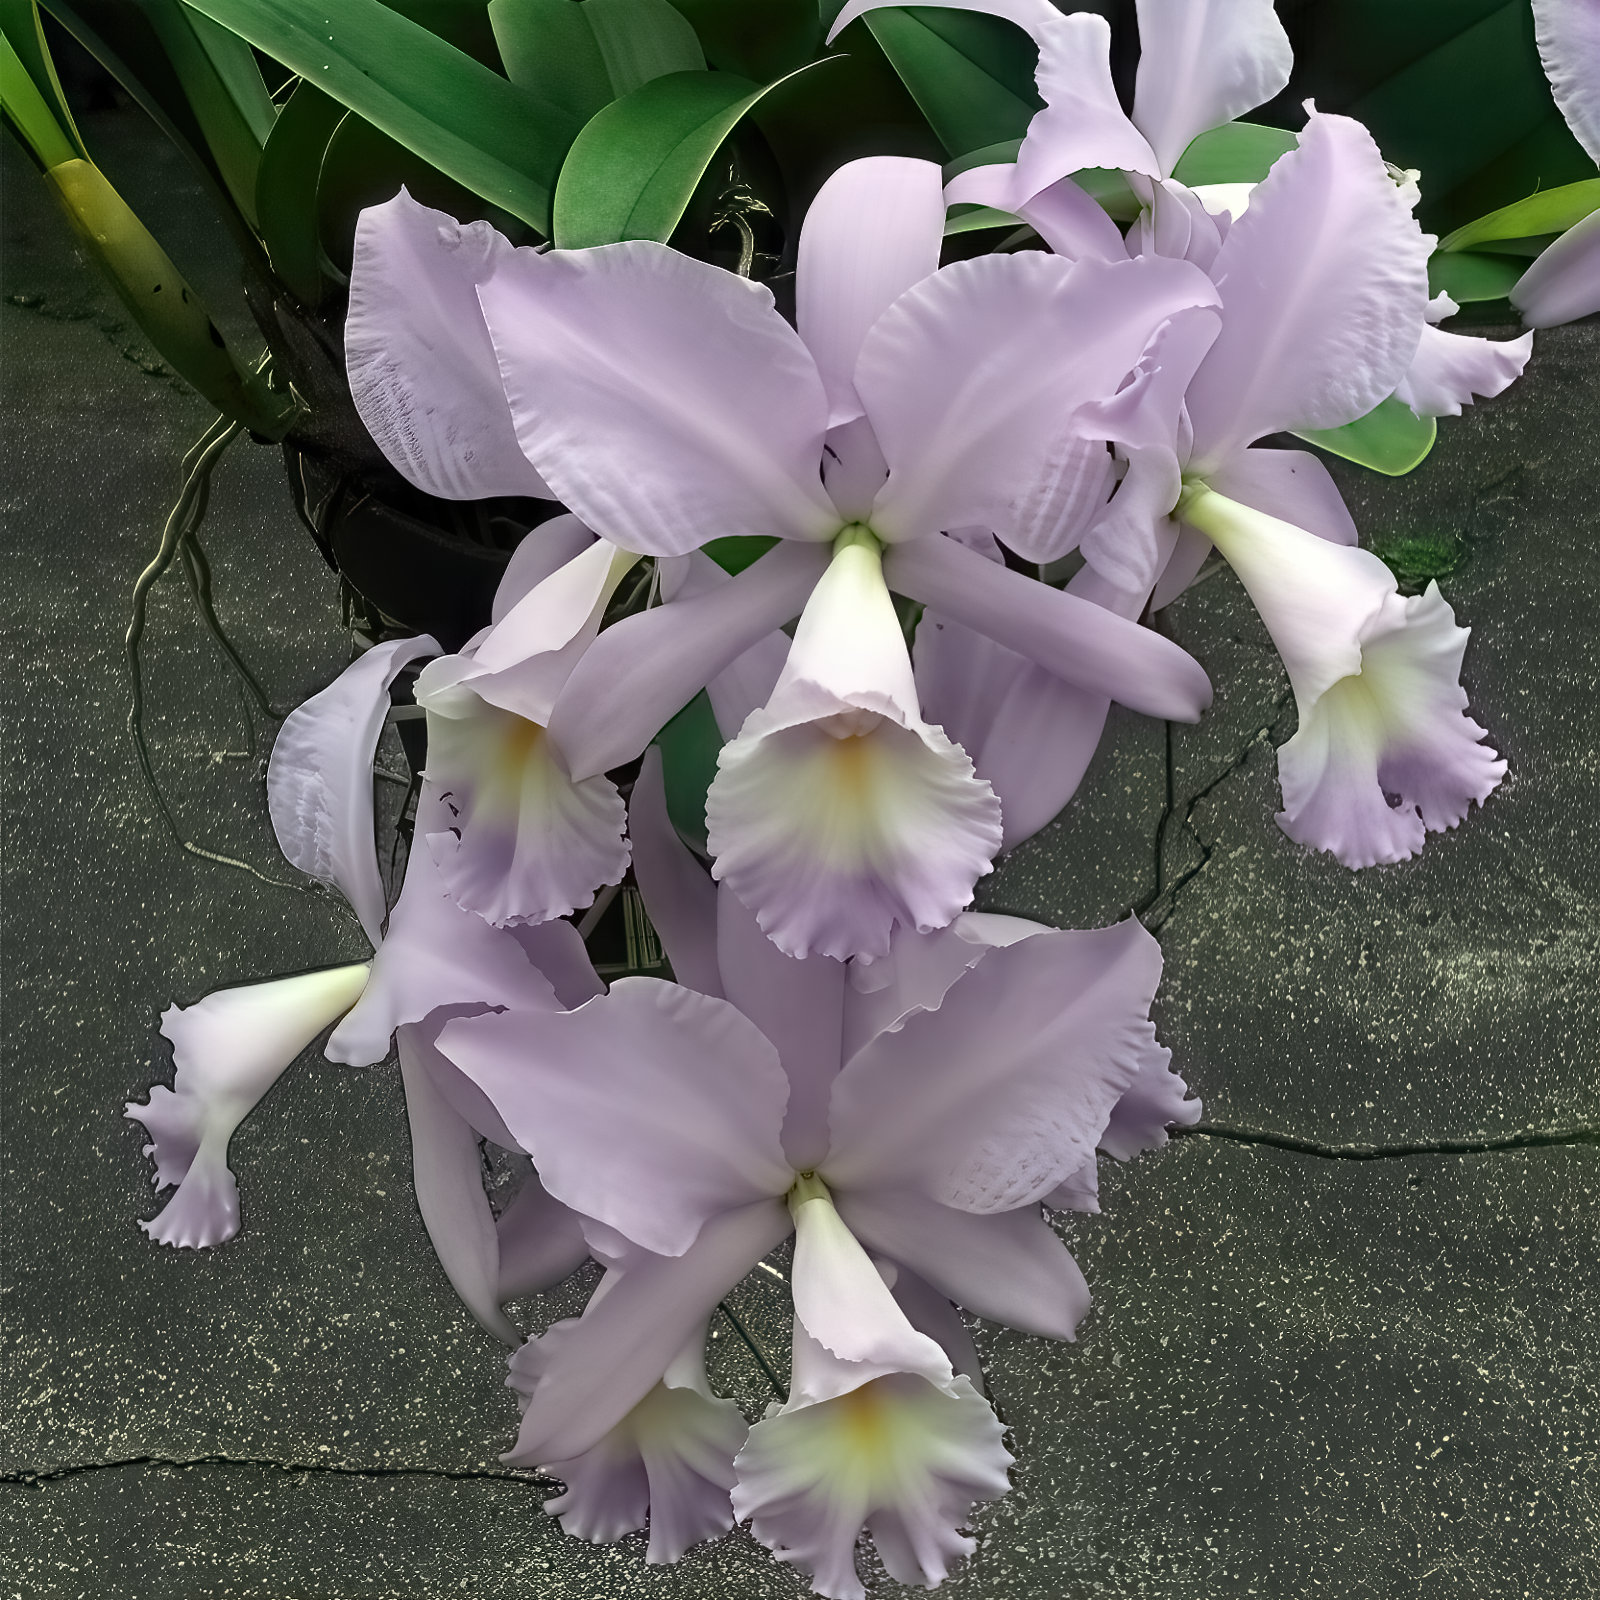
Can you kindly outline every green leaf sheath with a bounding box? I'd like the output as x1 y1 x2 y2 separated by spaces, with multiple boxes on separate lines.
1293 396 1437 478
255 78 344 305
182 0 578 234
553 64 817 248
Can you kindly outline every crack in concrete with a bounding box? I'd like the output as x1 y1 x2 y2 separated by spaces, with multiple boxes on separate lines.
1176 1122 1600 1161
1139 686 1297 933
3 1453 547 1491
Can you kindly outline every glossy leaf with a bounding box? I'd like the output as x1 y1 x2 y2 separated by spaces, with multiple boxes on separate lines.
183 0 578 234
1438 178 1600 253
667 0 820 81
491 0 702 122
1426 250 1527 304
864 4 1040 158
552 65 809 247
655 689 722 851
1293 396 1437 478
254 78 345 305
1172 121 1298 188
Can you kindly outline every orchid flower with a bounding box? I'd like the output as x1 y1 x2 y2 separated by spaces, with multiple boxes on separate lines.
126 627 594 1340
347 170 1217 960
428 755 1190 1564
407 515 635 928
1512 0 1600 328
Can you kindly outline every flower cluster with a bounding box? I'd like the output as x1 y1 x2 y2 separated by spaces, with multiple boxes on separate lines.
125 2 1544 1593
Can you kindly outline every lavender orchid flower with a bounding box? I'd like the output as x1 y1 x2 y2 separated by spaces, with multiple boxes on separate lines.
126 626 594 1341
427 754 1194 1587
347 167 1216 960
1513 0 1600 328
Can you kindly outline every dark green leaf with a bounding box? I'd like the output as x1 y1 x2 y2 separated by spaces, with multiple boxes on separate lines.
1426 250 1526 303
1294 396 1437 478
667 0 819 81
254 78 344 304
182 0 578 234
1438 178 1600 253
1171 121 1297 187
384 0 504 70
864 4 1040 158
703 535 777 575
654 690 722 851
553 65 811 248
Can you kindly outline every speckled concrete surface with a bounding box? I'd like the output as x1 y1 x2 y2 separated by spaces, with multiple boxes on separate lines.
4 117 1597 1599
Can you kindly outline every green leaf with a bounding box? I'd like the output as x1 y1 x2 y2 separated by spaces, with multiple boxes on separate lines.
864 4 1040 158
491 0 702 120
1438 178 1600 253
316 108 525 276
703 535 777 575
553 64 812 248
1171 121 1297 188
654 690 722 852
666 0 819 82
0 0 86 158
384 1 505 70
182 0 579 234
1293 396 1437 478
1426 249 1527 303
0 24 79 165
254 78 344 304
944 201 1018 235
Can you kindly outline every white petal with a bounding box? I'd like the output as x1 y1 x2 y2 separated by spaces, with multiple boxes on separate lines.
126 964 370 1248
1533 0 1600 163
267 635 439 944
1131 0 1294 175
797 157 946 426
1511 208 1600 329
1392 325 1533 418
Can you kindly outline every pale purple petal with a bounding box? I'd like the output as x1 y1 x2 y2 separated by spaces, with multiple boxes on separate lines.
707 541 1001 962
797 157 946 426
1511 207 1600 328
511 919 606 1010
506 1198 790 1462
326 784 563 1065
1137 179 1228 271
1533 0 1600 162
1185 110 1432 470
1205 447 1358 546
717 886 846 1173
1042 1160 1100 1213
526 1328 746 1563
790 1187 950 1372
490 515 597 623
1277 584 1507 867
267 634 439 944
437 979 792 1256
1100 1043 1203 1161
1392 318 1534 419
888 1265 984 1385
126 964 370 1248
824 920 1163 1212
826 0 1061 45
628 748 723 998
733 1318 1010 1600
886 533 1213 720
421 698 629 927
859 251 1217 552
476 241 839 556
346 191 552 500
840 1189 1091 1340
843 911 1044 1063
1019 174 1132 261
1014 12 1162 199
1149 522 1216 610
1075 305 1221 592
396 1023 519 1345
547 540 830 781
496 1169 591 1299
1131 0 1293 175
